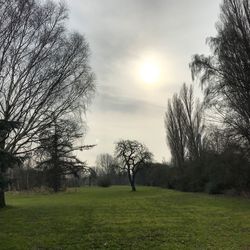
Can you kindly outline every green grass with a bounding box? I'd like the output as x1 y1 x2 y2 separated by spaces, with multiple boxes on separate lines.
1 186 250 250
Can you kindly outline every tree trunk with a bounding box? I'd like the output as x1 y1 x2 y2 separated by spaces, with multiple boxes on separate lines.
128 171 136 191
131 179 136 192
0 188 6 208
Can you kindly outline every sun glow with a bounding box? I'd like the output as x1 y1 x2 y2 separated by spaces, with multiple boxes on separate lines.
139 60 161 84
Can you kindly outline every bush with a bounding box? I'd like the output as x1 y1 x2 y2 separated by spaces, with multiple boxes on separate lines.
97 176 111 187
136 163 171 188
205 181 223 194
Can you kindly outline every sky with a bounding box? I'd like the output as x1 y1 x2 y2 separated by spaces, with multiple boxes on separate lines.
63 0 222 166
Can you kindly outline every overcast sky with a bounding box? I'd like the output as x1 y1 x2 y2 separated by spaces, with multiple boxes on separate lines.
64 0 222 166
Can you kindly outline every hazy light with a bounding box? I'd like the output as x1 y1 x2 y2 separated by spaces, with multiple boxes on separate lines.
139 60 160 84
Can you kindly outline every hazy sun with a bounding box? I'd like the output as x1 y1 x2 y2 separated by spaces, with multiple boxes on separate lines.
139 60 160 84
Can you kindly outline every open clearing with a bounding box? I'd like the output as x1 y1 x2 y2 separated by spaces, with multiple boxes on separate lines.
1 186 250 249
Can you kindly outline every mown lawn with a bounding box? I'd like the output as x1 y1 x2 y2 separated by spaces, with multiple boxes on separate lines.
0 186 250 250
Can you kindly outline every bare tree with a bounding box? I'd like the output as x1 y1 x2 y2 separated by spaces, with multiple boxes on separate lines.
96 153 118 176
203 125 230 154
165 94 186 169
190 0 250 150
180 84 204 160
165 84 204 168
115 140 153 191
0 0 95 207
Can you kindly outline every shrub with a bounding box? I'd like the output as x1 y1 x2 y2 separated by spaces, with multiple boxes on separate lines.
97 176 111 187
205 181 223 194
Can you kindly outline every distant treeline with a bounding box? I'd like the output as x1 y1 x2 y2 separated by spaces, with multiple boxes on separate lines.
7 153 250 196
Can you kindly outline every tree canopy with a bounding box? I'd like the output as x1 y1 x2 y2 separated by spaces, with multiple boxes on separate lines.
190 0 250 150
0 0 95 207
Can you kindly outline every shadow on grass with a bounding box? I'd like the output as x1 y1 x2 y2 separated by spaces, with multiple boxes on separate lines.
0 205 17 211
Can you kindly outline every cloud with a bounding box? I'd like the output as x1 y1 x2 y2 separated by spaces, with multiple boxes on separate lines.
63 0 221 165
94 91 165 114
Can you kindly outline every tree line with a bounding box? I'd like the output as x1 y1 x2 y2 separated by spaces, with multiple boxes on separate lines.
164 0 250 195
1 0 250 208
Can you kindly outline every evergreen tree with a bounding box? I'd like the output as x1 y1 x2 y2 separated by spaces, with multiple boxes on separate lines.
0 120 21 207
36 119 94 192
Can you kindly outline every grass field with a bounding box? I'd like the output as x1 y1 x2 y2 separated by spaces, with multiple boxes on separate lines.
1 186 250 250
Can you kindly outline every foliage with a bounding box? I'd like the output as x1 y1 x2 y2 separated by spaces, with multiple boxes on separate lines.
8 166 45 191
0 120 22 207
158 144 250 194
36 118 94 192
164 0 250 195
97 175 112 187
136 163 171 188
